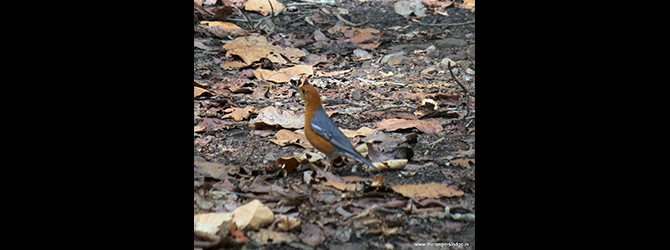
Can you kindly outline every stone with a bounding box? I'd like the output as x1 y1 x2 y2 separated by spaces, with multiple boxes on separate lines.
435 38 467 47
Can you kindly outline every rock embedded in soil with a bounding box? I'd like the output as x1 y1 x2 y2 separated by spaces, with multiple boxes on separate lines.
435 38 468 47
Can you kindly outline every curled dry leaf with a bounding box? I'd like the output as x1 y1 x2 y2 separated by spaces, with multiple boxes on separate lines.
369 159 408 172
371 175 384 187
232 199 274 230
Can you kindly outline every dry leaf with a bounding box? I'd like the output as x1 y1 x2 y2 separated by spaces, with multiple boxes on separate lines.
275 215 301 231
299 223 325 247
253 65 314 83
194 212 234 235
194 125 206 133
377 118 443 134
194 160 235 179
340 127 377 138
194 86 211 98
269 129 311 148
250 106 305 129
200 21 243 30
255 228 297 245
245 0 284 16
390 182 464 198
197 118 233 131
370 159 408 172
224 36 306 67
231 199 275 229
394 0 427 18
371 175 384 187
222 106 255 121
450 158 475 167
324 180 359 192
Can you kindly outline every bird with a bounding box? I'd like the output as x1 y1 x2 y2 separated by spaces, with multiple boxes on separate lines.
293 78 380 172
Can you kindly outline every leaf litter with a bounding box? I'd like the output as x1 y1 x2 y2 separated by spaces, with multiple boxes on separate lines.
195 0 474 248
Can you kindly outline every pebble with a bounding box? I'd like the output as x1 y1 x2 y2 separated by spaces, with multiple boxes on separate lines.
353 49 373 60
466 45 475 58
381 51 408 67
435 38 467 47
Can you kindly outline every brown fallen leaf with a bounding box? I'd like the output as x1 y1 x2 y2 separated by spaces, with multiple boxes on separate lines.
340 127 377 138
275 215 301 231
194 212 234 235
194 86 212 98
250 106 304 129
390 182 464 198
324 180 360 192
299 223 325 247
232 230 251 243
244 0 284 16
450 158 475 167
200 21 243 30
370 159 408 172
371 175 384 187
252 65 314 83
194 125 206 133
224 36 306 67
376 118 443 134
254 228 297 245
197 118 233 131
222 106 255 121
231 199 274 230
194 160 235 179
268 129 311 148
197 24 249 39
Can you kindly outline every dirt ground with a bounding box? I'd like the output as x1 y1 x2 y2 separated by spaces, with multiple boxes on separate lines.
194 0 474 249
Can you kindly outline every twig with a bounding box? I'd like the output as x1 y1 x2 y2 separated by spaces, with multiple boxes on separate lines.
447 62 474 98
229 191 308 202
333 10 369 26
268 0 275 18
414 20 475 27
447 62 474 124
235 6 255 30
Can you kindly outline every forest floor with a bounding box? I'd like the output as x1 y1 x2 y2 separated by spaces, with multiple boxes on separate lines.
194 0 475 249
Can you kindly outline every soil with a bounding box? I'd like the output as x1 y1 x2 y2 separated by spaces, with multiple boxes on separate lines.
194 1 474 249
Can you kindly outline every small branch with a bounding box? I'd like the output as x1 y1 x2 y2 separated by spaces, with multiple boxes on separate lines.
236 6 255 30
333 10 369 26
447 62 474 98
414 20 475 27
447 62 474 124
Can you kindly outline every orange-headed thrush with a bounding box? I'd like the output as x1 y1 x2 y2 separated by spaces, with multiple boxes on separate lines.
294 79 379 172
